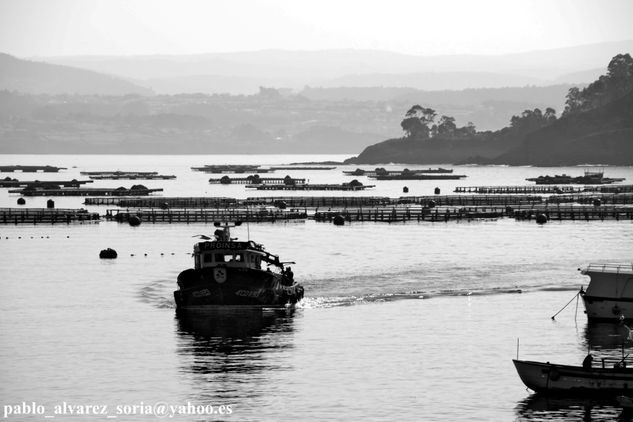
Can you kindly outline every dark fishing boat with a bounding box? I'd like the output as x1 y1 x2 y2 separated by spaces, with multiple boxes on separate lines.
513 356 633 394
174 222 304 309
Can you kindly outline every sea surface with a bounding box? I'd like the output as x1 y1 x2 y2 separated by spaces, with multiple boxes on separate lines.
1 154 632 421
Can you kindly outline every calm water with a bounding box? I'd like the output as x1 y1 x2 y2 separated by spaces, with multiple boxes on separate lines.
1 155 632 421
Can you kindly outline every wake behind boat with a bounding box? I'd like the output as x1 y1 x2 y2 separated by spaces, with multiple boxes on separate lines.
174 222 304 310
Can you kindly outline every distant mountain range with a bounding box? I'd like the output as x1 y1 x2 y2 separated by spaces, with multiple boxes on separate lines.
0 53 151 95
38 40 633 94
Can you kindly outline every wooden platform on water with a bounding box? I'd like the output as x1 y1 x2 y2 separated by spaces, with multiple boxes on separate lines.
9 187 163 197
372 174 466 180
455 185 584 194
85 196 239 207
208 177 306 185
0 165 66 173
0 208 100 224
105 208 307 223
270 166 336 170
87 173 176 180
247 183 374 191
245 196 391 208
314 206 507 223
546 193 633 205
455 185 633 194
314 204 633 223
0 179 93 188
343 168 453 176
512 205 633 221
398 195 544 206
191 165 272 173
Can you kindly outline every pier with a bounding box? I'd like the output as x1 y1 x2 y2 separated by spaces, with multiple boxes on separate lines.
0 208 100 224
105 208 307 223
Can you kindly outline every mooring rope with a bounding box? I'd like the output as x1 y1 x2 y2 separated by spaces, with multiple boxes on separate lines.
551 291 581 320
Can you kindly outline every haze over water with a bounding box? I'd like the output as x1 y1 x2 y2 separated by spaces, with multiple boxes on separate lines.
1 154 632 421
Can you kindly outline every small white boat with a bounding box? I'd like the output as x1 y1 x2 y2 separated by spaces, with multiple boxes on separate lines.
580 263 633 320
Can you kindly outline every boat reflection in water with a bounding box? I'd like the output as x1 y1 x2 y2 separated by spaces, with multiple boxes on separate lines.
515 394 624 421
585 321 633 350
175 307 297 409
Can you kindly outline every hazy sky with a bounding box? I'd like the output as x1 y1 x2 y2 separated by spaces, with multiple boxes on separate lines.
1 0 632 57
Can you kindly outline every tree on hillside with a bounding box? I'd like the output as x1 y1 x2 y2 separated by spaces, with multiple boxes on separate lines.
510 108 556 133
400 105 436 139
563 53 633 116
437 115 457 137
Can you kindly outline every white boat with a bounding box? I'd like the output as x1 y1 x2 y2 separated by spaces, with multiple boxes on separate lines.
580 263 633 320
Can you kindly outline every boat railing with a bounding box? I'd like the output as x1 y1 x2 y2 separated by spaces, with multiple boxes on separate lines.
583 263 633 274
594 355 633 369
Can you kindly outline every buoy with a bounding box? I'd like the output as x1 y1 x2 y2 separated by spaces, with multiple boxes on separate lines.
17 198 25 205
403 186 409 193
428 200 436 208
593 198 601 207
505 206 514 214
434 187 440 195
536 213 548 224
333 214 345 226
128 215 142 227
161 202 169 210
99 248 118 259
273 200 287 209
46 199 55 209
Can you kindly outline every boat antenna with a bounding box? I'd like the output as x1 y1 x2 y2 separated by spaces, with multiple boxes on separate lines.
516 338 520 360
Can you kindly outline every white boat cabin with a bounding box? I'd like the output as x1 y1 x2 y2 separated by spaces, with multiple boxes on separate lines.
582 263 633 298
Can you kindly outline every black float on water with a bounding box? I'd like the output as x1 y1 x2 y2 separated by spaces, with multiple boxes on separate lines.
99 248 118 259
593 198 602 207
333 214 345 226
17 198 25 205
46 199 55 209
536 213 548 224
403 186 409 193
128 215 142 226
428 200 436 208
434 187 441 195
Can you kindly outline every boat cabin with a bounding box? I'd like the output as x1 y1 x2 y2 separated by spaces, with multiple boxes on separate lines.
582 263 633 299
194 240 282 271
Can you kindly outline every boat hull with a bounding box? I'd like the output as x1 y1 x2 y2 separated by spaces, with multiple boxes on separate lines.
174 267 304 309
513 359 633 394
582 294 633 320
